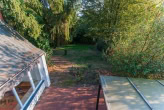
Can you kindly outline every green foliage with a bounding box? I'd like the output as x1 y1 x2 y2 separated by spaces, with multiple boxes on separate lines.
36 33 53 60
96 39 108 52
70 66 99 85
72 18 95 44
1 0 79 56
58 44 93 51
2 0 42 39
2 0 52 60
81 0 164 77
47 0 78 47
108 19 164 76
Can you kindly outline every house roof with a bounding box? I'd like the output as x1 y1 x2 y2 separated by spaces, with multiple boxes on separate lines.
0 20 45 99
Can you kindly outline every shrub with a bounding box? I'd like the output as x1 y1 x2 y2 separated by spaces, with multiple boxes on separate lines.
96 40 106 51
107 19 164 76
36 34 53 61
69 65 99 85
82 0 164 77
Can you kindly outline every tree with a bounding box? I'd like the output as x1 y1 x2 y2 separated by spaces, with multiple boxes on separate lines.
1 0 80 59
2 0 42 39
80 0 164 76
46 0 78 47
1 0 53 59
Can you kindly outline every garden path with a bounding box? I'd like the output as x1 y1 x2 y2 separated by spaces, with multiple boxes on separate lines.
34 45 110 110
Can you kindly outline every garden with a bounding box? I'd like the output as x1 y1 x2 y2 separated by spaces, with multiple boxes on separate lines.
1 0 164 109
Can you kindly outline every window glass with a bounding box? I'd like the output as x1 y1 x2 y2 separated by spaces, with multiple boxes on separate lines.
31 65 42 87
15 73 33 104
0 90 20 110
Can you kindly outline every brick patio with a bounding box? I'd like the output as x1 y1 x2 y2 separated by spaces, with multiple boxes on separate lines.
34 86 107 110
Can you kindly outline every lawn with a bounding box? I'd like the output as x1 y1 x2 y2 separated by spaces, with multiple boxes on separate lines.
48 44 112 87
53 44 110 69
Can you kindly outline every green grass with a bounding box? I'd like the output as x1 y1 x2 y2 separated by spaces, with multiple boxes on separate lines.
56 44 93 51
76 56 102 62
60 79 76 86
50 44 111 86
54 44 110 70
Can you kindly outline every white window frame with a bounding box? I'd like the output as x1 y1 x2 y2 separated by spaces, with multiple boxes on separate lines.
40 55 51 87
11 55 49 110
27 71 36 90
12 87 23 108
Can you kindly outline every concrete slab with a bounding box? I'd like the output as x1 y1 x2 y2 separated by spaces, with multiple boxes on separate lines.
131 78 164 110
100 76 150 110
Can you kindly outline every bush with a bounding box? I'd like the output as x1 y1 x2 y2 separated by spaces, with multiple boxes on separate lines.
69 65 99 85
82 0 164 77
73 35 95 44
37 35 53 61
106 19 164 76
96 39 110 52
72 21 95 44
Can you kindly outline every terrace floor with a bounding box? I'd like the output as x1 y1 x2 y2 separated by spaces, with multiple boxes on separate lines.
34 87 106 110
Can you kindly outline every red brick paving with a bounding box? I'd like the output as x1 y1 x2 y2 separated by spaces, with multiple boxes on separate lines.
34 86 107 110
